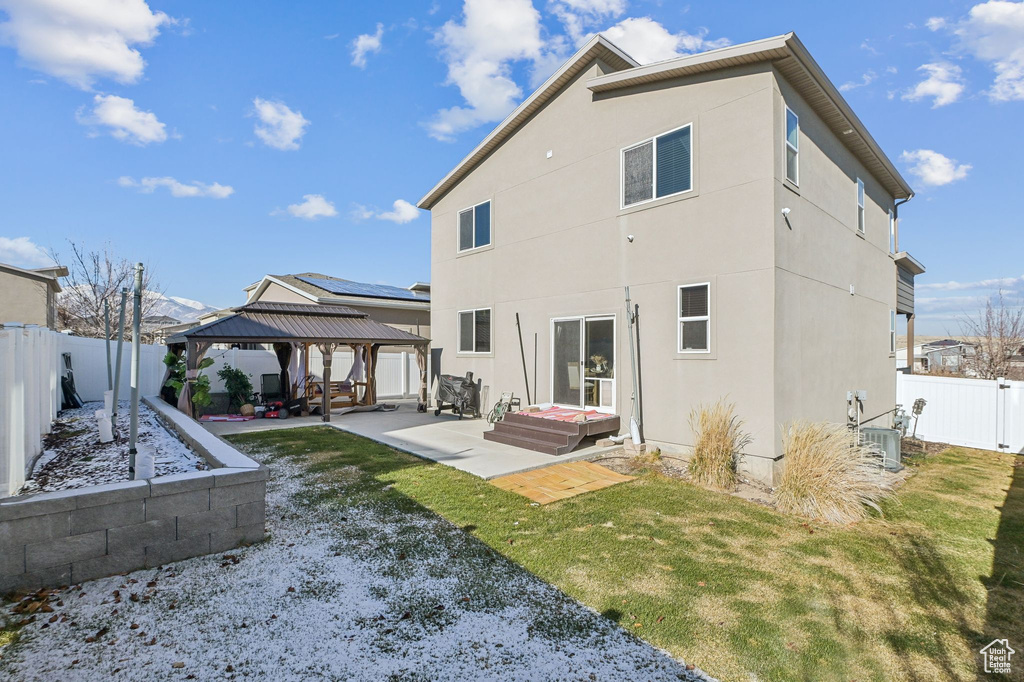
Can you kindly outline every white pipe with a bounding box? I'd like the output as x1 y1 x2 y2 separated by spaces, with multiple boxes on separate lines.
129 263 143 474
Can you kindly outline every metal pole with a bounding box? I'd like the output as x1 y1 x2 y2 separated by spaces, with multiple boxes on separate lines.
533 333 538 406
104 301 112 390
111 288 128 424
625 286 643 442
515 313 531 405
129 263 143 474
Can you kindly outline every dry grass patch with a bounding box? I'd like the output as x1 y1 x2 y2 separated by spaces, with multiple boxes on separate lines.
687 400 751 491
776 421 892 524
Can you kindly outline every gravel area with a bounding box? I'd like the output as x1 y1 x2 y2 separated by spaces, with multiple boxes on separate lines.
1 440 710 681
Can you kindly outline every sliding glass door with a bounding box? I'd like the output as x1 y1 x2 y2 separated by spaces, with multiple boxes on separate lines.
551 315 615 412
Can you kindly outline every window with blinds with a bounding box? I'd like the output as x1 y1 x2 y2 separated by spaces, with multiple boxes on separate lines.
621 123 692 207
678 283 710 352
458 308 491 353
458 200 491 252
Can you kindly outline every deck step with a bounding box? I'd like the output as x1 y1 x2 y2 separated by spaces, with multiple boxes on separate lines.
483 430 574 456
491 421 573 446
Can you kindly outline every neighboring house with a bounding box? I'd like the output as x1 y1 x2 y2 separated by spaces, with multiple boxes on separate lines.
418 33 923 484
0 262 69 329
897 340 977 375
244 273 430 342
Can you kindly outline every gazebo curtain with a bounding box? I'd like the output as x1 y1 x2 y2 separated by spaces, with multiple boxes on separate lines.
415 345 428 408
177 340 213 418
273 343 292 400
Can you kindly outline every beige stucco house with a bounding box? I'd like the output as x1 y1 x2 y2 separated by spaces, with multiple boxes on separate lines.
418 33 924 484
0 262 68 329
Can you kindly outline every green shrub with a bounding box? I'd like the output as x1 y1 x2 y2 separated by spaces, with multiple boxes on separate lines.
217 366 254 410
776 421 890 524
687 399 751 490
162 352 214 408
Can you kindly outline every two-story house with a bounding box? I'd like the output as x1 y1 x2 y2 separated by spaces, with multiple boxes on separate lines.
418 33 923 484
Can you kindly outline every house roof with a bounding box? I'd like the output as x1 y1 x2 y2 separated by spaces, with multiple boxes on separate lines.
894 252 925 275
0 261 69 292
417 34 639 209
586 33 913 200
248 273 430 309
166 301 428 346
418 32 913 210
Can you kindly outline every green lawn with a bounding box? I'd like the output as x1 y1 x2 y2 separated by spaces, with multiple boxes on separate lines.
227 427 1024 682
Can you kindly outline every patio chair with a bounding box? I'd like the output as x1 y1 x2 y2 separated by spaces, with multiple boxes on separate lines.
259 373 283 403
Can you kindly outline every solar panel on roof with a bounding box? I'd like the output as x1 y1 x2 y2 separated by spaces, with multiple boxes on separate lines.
297 276 430 302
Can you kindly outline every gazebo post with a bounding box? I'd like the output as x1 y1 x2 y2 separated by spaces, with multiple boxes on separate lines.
317 342 337 422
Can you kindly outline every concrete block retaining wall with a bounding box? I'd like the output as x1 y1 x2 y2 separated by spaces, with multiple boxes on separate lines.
0 397 267 594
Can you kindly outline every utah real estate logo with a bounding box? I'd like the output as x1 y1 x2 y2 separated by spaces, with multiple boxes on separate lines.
980 639 1015 674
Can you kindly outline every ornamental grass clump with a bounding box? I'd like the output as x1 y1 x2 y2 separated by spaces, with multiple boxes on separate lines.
776 421 891 524
687 400 751 490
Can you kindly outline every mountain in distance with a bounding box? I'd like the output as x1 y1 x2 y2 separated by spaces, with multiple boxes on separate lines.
146 292 220 322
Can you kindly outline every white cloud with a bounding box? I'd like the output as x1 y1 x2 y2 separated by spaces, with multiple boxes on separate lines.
944 0 1024 101
0 236 54 268
919 274 1024 291
285 194 337 220
925 16 948 31
900 149 972 186
357 199 421 224
77 93 167 145
0 0 170 90
351 23 384 68
426 0 550 141
252 98 309 150
600 17 731 65
550 0 626 43
118 176 233 198
840 70 878 91
902 62 966 107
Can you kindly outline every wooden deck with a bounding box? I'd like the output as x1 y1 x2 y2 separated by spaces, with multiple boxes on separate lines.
490 461 634 504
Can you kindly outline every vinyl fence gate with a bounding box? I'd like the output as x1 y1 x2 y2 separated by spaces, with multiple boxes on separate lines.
896 373 1024 453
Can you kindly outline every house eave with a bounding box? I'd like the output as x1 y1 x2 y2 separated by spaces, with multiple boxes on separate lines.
586 32 914 200
417 34 639 210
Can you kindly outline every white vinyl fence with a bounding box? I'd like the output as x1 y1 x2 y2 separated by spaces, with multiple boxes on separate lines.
1 325 60 497
897 372 1024 453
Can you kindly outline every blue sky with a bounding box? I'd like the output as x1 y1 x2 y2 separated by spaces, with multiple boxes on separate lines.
1 0 1022 335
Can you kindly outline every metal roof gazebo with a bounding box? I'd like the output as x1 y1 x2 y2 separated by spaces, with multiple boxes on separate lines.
165 301 429 421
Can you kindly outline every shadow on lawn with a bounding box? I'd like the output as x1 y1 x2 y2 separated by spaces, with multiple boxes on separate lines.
983 454 1024 679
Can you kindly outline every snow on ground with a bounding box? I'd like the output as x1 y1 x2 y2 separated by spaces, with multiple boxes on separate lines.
18 401 207 495
1 441 710 681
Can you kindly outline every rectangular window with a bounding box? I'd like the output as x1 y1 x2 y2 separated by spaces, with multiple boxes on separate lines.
857 178 865 234
678 283 710 353
458 308 491 353
785 106 799 184
890 309 896 354
622 123 692 208
457 200 491 252
889 209 896 253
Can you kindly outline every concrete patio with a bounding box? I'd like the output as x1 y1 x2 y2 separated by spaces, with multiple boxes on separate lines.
201 399 621 479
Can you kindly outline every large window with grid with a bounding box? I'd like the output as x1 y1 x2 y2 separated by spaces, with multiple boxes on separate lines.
458 308 491 353
622 123 692 208
678 283 710 353
458 200 491 252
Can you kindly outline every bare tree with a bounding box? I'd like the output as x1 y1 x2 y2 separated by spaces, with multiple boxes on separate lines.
958 290 1024 380
52 241 161 339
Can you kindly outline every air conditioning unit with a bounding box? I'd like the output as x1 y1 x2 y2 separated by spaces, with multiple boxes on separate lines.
861 427 902 471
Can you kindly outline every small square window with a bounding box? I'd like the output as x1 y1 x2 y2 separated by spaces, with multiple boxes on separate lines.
678 284 710 352
458 200 491 252
458 308 491 353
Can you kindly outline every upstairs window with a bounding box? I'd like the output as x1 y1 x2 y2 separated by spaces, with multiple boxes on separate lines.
857 178 865 234
890 309 897 353
458 308 491 353
458 200 491 252
678 283 710 353
889 209 896 253
622 124 692 208
785 106 799 184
